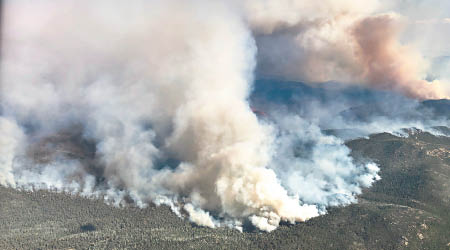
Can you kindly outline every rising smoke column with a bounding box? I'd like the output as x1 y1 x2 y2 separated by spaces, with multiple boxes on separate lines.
1 0 385 231
0 118 24 187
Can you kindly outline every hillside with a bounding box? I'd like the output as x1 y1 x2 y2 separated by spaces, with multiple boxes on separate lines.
0 129 449 249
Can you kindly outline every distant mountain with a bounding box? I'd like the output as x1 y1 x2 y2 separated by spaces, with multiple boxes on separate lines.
420 99 450 118
251 79 391 106
339 99 450 122
251 79 450 122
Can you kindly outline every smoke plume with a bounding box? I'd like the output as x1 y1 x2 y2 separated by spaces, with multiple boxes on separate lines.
248 0 449 99
1 0 447 231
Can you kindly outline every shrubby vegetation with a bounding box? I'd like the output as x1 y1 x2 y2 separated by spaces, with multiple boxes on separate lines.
0 130 449 249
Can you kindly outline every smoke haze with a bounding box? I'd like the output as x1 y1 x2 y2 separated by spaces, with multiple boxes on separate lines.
0 0 448 231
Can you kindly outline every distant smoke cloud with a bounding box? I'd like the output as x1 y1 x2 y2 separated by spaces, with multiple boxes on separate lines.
352 14 447 99
1 0 446 232
246 0 449 99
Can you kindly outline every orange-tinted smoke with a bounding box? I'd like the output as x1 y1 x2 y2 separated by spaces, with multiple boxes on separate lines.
353 14 448 100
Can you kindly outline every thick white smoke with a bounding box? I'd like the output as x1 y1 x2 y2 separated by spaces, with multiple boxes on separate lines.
0 118 25 187
269 114 381 207
0 0 397 232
